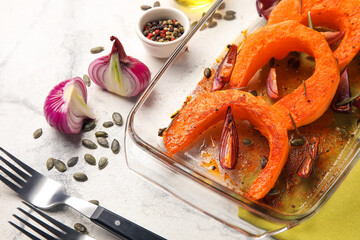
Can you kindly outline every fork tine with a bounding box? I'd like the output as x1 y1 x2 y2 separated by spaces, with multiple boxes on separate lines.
0 156 30 180
0 147 37 176
0 174 21 193
0 165 25 185
9 221 41 240
23 201 71 232
18 207 64 238
13 214 58 240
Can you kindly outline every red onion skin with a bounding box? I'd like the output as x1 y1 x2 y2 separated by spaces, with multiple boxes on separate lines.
321 31 346 45
266 67 279 100
88 36 151 97
44 77 93 134
211 44 238 92
256 0 278 20
219 107 239 170
331 68 350 113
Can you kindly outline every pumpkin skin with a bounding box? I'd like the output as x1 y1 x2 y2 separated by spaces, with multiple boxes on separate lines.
229 20 340 130
267 0 360 69
163 90 289 200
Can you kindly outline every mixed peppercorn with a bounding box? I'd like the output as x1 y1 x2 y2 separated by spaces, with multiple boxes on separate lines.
143 19 185 42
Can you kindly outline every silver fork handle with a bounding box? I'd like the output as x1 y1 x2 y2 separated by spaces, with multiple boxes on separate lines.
64 196 98 218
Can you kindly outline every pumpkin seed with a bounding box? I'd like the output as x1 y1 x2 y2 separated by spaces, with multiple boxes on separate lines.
190 21 198 29
213 13 222 19
153 1 160 7
95 131 108 138
223 14 236 21
111 139 120 154
291 138 306 146
208 21 217 28
67 157 78 167
83 74 91 86
200 24 207 31
98 157 108 170
112 112 123 126
97 137 109 148
82 139 97 149
204 68 211 78
89 200 99 205
74 223 88 234
90 46 104 54
54 159 67 172
243 138 253 146
260 156 268 169
73 173 88 182
82 120 96 132
33 128 43 139
218 2 226 10
141 5 152 11
84 154 96 165
225 10 236 15
46 158 55 171
103 121 114 128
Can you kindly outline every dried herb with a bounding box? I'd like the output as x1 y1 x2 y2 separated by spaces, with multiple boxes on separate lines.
303 80 307 96
289 113 302 138
308 11 313 29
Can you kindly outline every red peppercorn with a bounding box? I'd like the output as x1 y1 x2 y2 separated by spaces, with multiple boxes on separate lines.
171 38 175 41
155 29 160 34
161 29 167 34
147 33 154 38
173 19 177 23
161 33 166 38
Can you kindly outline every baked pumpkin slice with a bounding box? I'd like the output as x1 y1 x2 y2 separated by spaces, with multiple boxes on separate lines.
229 20 340 130
267 0 360 69
163 90 289 200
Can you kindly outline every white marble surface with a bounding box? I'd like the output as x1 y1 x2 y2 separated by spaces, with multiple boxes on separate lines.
0 0 268 239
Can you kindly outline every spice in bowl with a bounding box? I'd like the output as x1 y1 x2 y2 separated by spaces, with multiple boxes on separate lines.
142 19 185 42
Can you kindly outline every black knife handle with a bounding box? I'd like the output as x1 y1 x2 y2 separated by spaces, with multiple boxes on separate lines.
90 207 166 240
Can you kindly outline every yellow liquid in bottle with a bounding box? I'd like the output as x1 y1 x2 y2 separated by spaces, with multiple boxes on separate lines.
174 0 213 8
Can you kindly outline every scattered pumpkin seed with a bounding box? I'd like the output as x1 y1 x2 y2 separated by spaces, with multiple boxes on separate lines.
33 128 43 139
204 68 211 78
82 120 96 132
260 156 268 169
54 159 67 172
290 138 306 146
90 46 104 54
111 139 120 154
336 126 349 136
225 10 236 15
158 127 167 137
89 200 99 205
249 90 258 96
67 157 79 167
95 131 108 138
97 137 109 148
223 14 236 21
153 1 160 7
213 13 222 19
83 74 91 86
46 158 55 171
84 154 96 165
200 24 207 31
267 188 280 196
73 173 88 182
218 2 226 10
74 223 88 234
190 21 198 29
82 139 97 149
98 157 108 170
103 121 114 128
112 112 123 126
141 5 152 11
208 21 217 28
243 138 253 146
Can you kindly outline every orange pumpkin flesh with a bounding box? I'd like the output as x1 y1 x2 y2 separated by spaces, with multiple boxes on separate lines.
229 20 340 130
163 90 289 200
267 0 360 69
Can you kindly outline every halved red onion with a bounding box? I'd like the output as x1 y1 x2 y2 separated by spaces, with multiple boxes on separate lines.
266 67 279 100
44 77 96 134
332 67 351 113
321 31 346 45
256 0 278 20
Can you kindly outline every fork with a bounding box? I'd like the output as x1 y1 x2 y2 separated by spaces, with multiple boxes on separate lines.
10 201 95 240
0 147 165 240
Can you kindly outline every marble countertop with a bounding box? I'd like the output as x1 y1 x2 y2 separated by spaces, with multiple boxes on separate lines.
0 0 270 239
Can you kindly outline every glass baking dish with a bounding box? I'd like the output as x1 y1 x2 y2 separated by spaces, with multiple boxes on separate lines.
125 0 360 238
